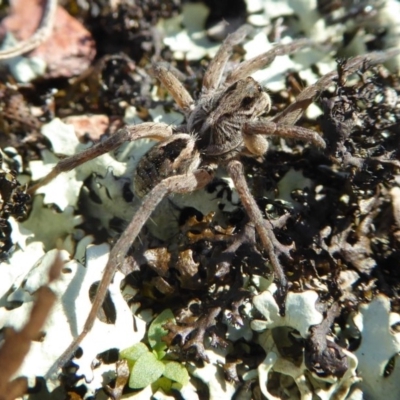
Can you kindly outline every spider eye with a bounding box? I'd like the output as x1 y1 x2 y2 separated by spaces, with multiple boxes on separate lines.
257 85 262 92
241 96 254 107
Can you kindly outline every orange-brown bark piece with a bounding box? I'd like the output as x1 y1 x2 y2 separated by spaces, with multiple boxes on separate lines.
0 254 62 400
1 0 96 78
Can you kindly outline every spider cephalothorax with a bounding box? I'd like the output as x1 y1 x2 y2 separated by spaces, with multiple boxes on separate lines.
191 77 271 158
134 76 271 197
29 24 399 372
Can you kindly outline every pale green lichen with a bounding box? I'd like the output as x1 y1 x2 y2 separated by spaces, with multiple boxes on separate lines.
352 295 400 400
252 286 359 399
0 243 146 395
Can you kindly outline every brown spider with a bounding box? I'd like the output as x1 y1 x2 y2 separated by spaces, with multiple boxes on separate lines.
30 25 399 373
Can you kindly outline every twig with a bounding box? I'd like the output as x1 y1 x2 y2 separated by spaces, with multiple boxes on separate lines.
0 253 62 400
0 0 57 60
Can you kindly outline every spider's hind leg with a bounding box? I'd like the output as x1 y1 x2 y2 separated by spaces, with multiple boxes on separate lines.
50 168 213 374
227 160 291 309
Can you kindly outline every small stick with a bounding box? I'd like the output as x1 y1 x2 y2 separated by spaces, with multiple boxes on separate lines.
0 0 57 60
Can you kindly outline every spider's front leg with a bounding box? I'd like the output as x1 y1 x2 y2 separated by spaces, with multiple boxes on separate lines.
224 38 316 87
242 120 326 156
273 48 400 127
201 25 316 95
29 122 174 193
151 63 195 115
241 49 400 154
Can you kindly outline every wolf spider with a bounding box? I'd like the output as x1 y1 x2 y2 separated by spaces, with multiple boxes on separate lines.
30 25 398 373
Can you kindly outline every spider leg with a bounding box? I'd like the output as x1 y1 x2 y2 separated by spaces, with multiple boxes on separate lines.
273 48 400 126
225 38 316 86
226 160 288 305
243 120 326 156
47 168 213 376
29 122 174 193
151 63 195 114
202 25 252 95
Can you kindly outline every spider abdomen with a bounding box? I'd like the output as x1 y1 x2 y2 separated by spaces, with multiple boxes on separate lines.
133 133 200 198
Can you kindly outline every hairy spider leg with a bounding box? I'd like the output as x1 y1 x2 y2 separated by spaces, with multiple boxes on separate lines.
243 120 326 154
151 63 195 114
274 48 400 126
240 48 400 151
29 122 174 193
224 38 316 87
227 160 288 305
202 25 251 94
47 168 212 376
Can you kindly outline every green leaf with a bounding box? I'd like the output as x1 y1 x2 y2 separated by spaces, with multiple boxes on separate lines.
152 376 172 393
148 309 176 356
120 342 149 362
163 361 189 385
129 352 165 389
